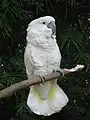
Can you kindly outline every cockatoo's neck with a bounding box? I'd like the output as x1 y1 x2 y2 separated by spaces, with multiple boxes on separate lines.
27 36 57 49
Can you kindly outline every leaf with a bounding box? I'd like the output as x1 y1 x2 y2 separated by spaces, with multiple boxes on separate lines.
0 19 2 28
1 0 8 8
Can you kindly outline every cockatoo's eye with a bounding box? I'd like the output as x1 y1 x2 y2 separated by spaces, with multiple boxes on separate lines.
42 22 45 24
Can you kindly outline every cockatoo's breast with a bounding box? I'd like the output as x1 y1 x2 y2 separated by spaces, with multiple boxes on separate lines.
26 38 61 76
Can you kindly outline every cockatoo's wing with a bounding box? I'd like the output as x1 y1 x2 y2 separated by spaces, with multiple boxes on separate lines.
24 45 34 77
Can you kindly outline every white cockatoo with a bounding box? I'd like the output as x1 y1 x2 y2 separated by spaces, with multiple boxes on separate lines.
24 16 69 116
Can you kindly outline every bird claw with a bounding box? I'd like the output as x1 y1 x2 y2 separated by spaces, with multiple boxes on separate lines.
53 68 64 77
39 75 45 84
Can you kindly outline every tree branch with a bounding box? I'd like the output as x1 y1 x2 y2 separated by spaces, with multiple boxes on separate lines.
0 64 84 99
0 72 60 99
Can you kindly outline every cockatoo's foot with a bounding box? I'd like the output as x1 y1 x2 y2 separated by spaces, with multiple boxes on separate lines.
39 75 45 84
53 68 64 77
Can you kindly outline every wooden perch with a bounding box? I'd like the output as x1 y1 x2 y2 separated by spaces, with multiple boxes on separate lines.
0 64 84 99
0 72 60 99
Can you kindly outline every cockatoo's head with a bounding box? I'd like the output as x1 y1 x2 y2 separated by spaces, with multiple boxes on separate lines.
27 16 56 45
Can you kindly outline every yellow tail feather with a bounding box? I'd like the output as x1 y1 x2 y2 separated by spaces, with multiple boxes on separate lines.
33 81 56 102
32 86 42 103
48 82 56 100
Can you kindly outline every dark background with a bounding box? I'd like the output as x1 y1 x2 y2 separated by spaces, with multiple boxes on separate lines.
0 0 90 120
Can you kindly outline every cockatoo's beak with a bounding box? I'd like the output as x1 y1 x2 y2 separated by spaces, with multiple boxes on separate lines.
47 21 56 35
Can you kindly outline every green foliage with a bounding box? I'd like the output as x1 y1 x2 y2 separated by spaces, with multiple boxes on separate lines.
0 0 31 39
0 0 90 120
